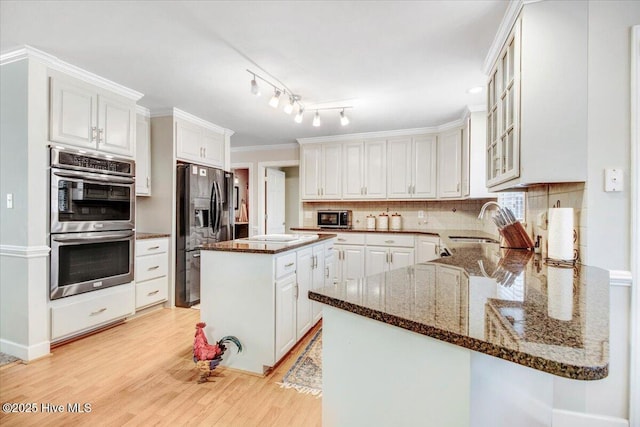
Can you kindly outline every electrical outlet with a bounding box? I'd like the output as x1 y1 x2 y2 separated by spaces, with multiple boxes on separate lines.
536 211 547 230
417 210 425 218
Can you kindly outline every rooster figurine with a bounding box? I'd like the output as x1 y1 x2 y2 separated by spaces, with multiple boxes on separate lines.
193 322 242 383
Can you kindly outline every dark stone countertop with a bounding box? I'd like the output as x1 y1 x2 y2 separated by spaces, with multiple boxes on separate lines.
310 243 609 380
136 232 171 240
200 233 336 254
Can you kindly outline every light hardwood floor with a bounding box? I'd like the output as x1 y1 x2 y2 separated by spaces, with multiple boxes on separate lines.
0 308 322 426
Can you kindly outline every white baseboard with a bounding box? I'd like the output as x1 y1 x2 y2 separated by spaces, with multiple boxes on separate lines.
0 338 50 361
553 409 629 427
0 245 50 258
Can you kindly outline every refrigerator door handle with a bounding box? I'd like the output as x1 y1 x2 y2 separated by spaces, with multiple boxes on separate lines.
215 181 223 233
210 179 217 235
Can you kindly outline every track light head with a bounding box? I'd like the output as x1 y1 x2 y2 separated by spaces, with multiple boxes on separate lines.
283 96 295 114
340 109 349 126
269 89 282 108
250 75 260 96
313 111 321 127
295 107 304 123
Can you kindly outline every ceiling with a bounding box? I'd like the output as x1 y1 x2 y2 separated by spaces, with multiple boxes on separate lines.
0 1 508 147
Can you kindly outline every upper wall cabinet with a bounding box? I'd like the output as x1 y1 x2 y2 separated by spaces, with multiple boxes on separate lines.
50 72 136 157
135 113 151 196
301 143 342 200
175 115 228 169
387 135 437 199
486 1 588 190
438 129 465 199
343 140 386 199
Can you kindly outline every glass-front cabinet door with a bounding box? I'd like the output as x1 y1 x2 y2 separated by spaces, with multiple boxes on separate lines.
487 18 521 187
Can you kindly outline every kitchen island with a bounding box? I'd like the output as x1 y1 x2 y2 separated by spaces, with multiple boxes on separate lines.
310 242 609 427
199 234 336 374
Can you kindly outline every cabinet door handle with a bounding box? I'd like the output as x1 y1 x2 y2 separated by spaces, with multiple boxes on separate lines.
146 177 150 188
97 128 104 144
385 240 394 244
90 307 107 316
91 126 97 142
385 252 389 263
294 284 299 299
365 186 367 195
203 147 206 158
285 262 294 268
148 246 160 250
390 252 393 263
147 290 160 296
148 265 160 270
457 183 460 192
325 266 329 278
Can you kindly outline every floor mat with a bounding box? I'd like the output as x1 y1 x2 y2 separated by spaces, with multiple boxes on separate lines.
277 328 322 397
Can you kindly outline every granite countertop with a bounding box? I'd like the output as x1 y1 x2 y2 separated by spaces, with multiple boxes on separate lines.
310 243 609 380
136 232 171 240
200 233 336 254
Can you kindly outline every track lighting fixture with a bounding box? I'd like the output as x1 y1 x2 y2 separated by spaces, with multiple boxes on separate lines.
247 69 353 127
340 109 349 126
269 89 282 108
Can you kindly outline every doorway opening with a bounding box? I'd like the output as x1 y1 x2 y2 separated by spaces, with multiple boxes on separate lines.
261 163 300 235
231 167 250 238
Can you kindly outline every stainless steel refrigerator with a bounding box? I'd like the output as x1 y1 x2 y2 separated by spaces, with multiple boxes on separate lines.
176 163 234 307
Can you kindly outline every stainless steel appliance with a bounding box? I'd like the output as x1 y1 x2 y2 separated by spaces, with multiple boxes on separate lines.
49 147 136 300
317 210 352 229
176 163 234 307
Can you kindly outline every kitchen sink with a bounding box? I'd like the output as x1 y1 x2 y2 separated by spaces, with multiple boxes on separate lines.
448 236 499 244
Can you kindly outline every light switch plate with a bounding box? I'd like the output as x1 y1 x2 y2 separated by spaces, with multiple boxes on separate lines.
418 210 425 219
604 168 623 192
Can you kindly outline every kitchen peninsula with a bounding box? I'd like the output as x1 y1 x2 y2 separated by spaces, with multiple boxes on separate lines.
199 234 336 374
310 242 610 427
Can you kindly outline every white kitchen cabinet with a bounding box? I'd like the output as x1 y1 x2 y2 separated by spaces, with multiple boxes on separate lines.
135 113 151 196
416 235 441 263
365 246 414 276
296 248 314 339
486 1 587 190
50 72 135 157
50 283 135 342
275 273 297 361
343 140 386 199
387 135 437 199
176 117 227 169
438 129 463 198
135 238 169 310
333 233 366 282
300 143 342 200
200 238 333 374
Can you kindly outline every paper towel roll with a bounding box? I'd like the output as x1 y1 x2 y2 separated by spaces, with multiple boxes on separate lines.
548 208 574 261
547 266 574 321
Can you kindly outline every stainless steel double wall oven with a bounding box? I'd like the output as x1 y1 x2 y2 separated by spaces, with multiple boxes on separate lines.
49 147 135 299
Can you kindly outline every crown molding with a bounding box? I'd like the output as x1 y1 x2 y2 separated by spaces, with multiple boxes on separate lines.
136 105 151 118
482 0 524 75
231 143 299 153
297 119 465 145
1 45 144 101
150 107 234 136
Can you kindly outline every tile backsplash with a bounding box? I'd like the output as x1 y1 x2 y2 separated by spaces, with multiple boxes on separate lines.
302 199 499 235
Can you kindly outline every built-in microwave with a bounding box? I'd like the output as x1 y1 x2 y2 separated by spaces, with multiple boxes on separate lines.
317 210 352 229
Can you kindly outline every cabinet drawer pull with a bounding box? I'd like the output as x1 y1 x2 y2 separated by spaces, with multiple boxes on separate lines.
285 262 294 267
147 290 160 296
90 307 107 316
385 240 395 244
148 246 160 250
337 238 346 242
148 265 160 270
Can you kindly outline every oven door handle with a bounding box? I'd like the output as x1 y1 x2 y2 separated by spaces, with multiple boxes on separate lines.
53 169 135 184
51 231 134 243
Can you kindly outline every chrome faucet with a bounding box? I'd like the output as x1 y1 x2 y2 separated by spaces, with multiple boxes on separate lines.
478 201 501 220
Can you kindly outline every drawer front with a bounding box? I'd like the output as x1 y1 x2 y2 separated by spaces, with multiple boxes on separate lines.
136 238 168 256
324 240 336 256
136 253 168 282
136 276 168 309
51 285 135 340
334 233 366 245
275 252 297 279
366 233 415 247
